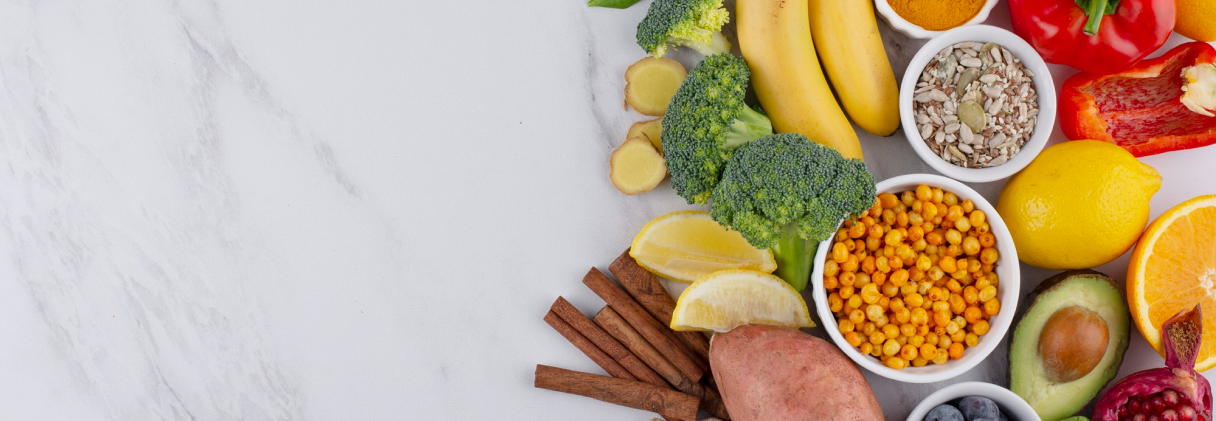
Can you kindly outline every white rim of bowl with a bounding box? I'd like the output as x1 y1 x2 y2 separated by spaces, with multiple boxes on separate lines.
898 25 1057 183
811 174 1020 383
873 0 999 39
904 382 1042 421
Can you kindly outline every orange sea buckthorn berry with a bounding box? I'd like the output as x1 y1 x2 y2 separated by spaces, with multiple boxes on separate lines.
963 236 981 256
943 192 958 206
840 271 857 287
961 199 975 213
832 243 848 263
847 294 862 309
955 217 972 233
984 299 1001 316
964 306 982 324
823 275 839 290
965 332 979 347
920 343 939 360
867 224 884 239
948 342 964 359
878 193 899 209
883 324 900 339
843 255 859 272
845 331 863 347
933 309 952 327
828 293 843 312
849 308 866 325
971 319 990 335
980 248 999 265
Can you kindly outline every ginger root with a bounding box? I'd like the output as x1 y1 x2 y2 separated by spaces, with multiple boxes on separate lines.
609 137 667 195
626 118 663 153
624 57 686 116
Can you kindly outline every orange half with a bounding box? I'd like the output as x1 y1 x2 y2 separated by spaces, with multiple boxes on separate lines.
1129 195 1216 371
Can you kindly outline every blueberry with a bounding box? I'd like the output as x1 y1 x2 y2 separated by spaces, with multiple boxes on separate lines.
925 404 965 421
959 396 1000 421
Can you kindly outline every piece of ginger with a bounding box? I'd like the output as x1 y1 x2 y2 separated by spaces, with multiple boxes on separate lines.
610 137 667 195
627 118 663 153
624 57 687 116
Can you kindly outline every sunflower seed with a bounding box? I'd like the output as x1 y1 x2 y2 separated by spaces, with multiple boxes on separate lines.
915 41 1038 169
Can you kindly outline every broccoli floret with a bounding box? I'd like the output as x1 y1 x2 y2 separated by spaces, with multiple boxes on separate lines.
661 54 773 204
710 133 877 291
636 0 731 57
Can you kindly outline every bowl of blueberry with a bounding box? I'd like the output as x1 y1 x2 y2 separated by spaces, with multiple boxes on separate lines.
907 382 1044 421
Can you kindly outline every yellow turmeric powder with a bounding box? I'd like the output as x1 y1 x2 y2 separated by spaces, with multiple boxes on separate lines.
887 0 985 31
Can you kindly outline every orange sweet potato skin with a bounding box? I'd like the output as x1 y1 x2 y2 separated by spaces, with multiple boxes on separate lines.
710 325 883 421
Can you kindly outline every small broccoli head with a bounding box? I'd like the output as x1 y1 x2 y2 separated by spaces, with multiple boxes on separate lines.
661 54 773 204
710 133 877 249
636 0 731 57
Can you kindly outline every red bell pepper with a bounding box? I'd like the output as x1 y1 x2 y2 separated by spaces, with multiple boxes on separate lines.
1059 42 1216 157
1008 0 1174 75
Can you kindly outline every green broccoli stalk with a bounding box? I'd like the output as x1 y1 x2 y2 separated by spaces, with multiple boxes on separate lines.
710 133 877 291
661 54 773 204
636 0 731 58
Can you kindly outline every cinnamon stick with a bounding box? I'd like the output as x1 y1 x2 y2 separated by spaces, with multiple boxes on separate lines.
595 307 730 420
534 364 699 421
544 310 635 381
550 297 668 388
610 249 712 361
583 268 705 382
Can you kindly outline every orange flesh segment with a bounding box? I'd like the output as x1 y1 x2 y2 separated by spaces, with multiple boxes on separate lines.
1142 204 1216 364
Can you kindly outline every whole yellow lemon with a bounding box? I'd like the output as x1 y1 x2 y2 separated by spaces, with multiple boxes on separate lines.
1176 0 1216 42
997 140 1161 270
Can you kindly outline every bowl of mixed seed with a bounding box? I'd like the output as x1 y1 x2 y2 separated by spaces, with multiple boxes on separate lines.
899 25 1056 183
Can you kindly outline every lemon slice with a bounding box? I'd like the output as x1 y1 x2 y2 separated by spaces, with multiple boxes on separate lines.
671 269 814 332
631 210 777 283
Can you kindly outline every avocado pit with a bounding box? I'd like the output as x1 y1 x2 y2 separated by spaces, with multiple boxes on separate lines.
1039 306 1110 383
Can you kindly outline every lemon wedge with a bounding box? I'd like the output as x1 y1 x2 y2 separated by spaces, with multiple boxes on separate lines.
671 269 814 332
630 210 776 283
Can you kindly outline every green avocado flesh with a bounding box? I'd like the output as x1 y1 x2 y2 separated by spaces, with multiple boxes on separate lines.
1010 271 1129 421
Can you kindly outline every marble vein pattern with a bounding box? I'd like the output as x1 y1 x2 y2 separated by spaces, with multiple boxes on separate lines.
0 1 1214 420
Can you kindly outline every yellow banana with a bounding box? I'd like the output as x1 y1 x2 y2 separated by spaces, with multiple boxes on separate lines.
736 0 863 160
808 0 900 136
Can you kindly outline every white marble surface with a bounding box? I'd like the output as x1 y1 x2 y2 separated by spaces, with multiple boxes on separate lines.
0 1 1213 420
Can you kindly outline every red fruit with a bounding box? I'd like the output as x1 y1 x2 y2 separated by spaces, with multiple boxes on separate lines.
1093 304 1213 421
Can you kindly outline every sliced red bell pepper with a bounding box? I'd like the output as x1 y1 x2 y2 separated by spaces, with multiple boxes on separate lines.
1059 42 1216 157
1008 0 1174 75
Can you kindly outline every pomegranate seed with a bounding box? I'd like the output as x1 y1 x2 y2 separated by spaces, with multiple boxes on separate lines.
1133 413 1147 421
1151 395 1167 413
1120 405 1131 418
1163 389 1181 406
1131 397 1145 414
1178 405 1198 421
1148 414 1161 421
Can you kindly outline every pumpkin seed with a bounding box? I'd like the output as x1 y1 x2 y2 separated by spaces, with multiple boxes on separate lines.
958 101 986 133
955 68 982 94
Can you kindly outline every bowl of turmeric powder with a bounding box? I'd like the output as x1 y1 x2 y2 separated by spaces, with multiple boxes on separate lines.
875 0 998 39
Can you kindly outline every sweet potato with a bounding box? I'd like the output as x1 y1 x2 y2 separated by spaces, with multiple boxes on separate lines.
710 325 883 421
624 57 687 116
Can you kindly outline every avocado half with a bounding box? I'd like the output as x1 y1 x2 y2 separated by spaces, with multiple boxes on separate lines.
1009 270 1130 421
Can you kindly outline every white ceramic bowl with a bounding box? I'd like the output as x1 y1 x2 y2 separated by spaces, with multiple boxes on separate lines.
905 382 1042 421
811 174 1020 383
899 25 1057 183
874 0 999 39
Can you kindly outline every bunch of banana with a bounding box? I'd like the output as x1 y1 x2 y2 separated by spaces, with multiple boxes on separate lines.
737 0 900 161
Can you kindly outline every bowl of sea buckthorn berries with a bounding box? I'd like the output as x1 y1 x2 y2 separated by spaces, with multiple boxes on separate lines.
811 173 1020 383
